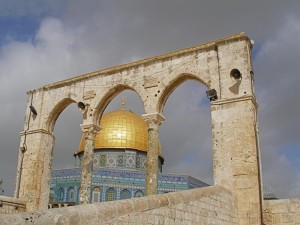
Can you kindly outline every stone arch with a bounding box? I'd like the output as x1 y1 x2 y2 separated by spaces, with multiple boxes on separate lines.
93 84 145 125
58 187 65 202
46 94 80 133
91 186 102 203
67 187 75 202
76 188 80 203
134 190 144 197
106 188 116 201
17 34 263 223
120 189 131 200
158 73 209 113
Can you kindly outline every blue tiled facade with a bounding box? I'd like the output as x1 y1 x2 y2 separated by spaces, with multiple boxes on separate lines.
50 148 210 204
50 149 276 203
50 166 209 204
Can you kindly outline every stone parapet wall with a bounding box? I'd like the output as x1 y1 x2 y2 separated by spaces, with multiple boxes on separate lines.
263 199 300 225
0 185 237 225
0 195 26 214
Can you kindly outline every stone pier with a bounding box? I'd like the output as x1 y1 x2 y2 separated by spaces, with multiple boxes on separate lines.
142 113 165 195
79 124 101 204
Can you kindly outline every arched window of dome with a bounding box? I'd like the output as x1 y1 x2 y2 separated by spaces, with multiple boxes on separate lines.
77 188 80 203
49 189 57 203
135 190 144 198
58 188 64 202
92 187 102 203
120 189 131 200
106 188 116 201
68 187 75 202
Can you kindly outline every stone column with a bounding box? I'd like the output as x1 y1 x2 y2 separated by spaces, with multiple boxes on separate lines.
142 113 165 196
16 129 55 211
79 123 101 205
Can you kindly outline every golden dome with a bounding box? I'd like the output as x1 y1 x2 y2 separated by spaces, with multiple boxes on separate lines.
79 109 162 157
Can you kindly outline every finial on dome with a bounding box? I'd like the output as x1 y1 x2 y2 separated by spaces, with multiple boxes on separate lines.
121 96 125 110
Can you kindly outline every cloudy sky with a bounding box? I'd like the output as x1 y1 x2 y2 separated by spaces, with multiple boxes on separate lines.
0 0 299 199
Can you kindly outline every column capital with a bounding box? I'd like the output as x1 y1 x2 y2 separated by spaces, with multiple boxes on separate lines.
142 113 165 130
80 123 101 138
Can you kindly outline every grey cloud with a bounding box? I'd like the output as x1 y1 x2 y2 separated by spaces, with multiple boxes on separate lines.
255 15 300 198
0 1 300 198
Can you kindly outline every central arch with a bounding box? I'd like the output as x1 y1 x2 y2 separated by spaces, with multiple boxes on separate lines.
46 97 77 133
159 79 212 185
93 84 145 125
158 73 209 113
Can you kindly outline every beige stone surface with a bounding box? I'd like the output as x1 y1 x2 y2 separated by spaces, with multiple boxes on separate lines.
142 113 164 196
79 124 101 205
0 185 238 225
263 199 300 225
0 195 26 214
14 33 264 224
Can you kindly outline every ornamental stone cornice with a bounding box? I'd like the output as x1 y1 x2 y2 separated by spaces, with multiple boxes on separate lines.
142 113 165 130
80 124 101 139
211 95 258 108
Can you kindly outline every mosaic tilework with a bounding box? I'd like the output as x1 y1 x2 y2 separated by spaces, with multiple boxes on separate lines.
100 154 106 167
126 155 135 168
107 155 117 167
92 150 155 172
136 157 141 169
93 155 99 167
141 158 146 170
51 167 209 205
117 155 124 167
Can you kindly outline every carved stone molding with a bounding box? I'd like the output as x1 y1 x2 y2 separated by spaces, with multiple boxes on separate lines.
83 90 96 100
211 95 258 107
144 76 158 89
142 113 165 130
19 129 53 137
80 123 101 139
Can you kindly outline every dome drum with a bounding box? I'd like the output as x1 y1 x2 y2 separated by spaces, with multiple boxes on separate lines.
77 108 163 172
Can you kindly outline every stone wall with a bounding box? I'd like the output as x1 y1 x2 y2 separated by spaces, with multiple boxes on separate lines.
263 199 300 225
0 185 238 225
0 195 26 214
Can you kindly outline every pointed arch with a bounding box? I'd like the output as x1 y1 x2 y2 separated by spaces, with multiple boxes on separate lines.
134 190 144 198
67 187 75 202
93 84 145 125
91 186 102 203
158 73 208 113
46 94 80 132
58 187 65 202
106 188 116 201
120 189 131 199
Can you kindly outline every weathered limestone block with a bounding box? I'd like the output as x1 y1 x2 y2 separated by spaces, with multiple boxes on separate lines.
142 113 165 195
17 130 54 211
79 124 101 204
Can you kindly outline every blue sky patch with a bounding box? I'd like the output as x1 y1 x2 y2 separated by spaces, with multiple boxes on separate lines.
0 16 40 46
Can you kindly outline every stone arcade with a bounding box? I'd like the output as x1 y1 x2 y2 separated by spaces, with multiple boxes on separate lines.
49 101 209 205
1 33 299 225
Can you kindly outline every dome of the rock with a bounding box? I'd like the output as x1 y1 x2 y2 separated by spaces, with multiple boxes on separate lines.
78 108 162 157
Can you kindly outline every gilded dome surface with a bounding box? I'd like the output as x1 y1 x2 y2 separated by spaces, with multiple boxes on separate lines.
79 109 162 156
